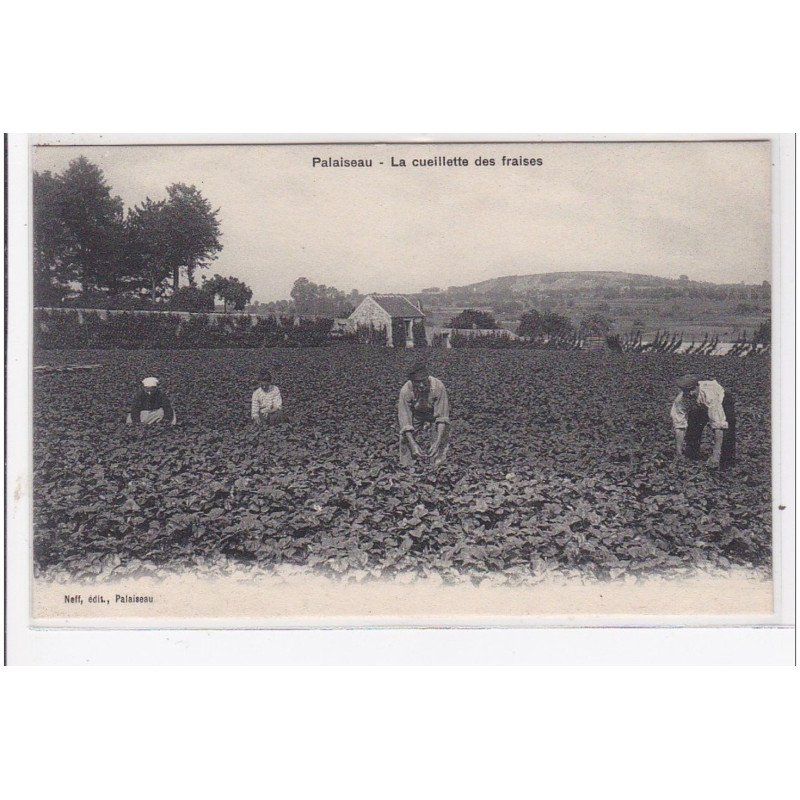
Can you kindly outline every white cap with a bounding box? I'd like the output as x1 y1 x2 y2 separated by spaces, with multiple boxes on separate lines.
142 377 159 388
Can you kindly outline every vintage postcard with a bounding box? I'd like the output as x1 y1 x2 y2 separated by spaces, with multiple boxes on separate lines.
6 135 793 627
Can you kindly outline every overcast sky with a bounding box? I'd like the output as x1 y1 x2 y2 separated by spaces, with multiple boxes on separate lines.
32 141 771 301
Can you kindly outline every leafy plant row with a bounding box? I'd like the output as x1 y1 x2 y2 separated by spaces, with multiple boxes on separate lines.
607 326 770 356
32 348 771 583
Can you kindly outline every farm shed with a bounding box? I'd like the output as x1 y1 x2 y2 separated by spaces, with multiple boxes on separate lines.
347 294 425 347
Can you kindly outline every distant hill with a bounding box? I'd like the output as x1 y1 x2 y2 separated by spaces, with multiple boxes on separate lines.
446 271 714 294
417 270 769 342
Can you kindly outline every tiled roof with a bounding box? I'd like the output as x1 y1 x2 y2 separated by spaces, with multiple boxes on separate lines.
370 294 425 318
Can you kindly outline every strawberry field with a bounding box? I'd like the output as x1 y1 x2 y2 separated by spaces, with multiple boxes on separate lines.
33 347 772 584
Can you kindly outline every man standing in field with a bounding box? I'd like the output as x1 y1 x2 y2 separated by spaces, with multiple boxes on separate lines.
251 368 289 426
126 376 177 427
398 363 450 467
671 373 735 469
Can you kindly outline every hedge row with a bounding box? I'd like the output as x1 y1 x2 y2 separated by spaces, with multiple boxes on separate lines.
34 310 334 349
449 331 527 348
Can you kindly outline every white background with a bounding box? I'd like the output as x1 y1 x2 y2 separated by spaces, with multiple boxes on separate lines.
1 1 797 797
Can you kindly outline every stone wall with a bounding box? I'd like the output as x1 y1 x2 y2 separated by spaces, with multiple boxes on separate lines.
348 297 393 344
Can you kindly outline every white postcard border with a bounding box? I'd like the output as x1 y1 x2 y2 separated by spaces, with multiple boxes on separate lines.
5 133 795 663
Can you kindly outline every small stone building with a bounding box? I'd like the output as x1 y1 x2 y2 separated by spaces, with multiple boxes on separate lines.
347 294 425 347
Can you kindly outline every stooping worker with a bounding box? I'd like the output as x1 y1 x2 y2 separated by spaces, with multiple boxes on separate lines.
671 373 735 469
398 363 450 467
126 376 177 427
251 368 289 426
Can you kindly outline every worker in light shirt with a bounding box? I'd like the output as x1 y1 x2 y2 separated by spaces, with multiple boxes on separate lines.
251 368 289 426
398 363 450 467
126 376 177 426
671 373 735 469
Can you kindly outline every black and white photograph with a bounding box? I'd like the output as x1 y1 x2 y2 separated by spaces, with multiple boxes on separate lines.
15 135 788 622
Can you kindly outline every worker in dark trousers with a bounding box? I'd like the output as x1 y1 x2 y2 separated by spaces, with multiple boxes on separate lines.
671 373 735 469
398 363 450 467
126 376 177 427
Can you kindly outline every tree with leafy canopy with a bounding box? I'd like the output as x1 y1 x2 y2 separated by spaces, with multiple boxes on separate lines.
223 278 253 311
252 298 294 314
447 309 499 329
124 197 173 299
753 318 771 345
203 274 228 309
579 313 613 336
290 277 315 313
203 274 254 311
290 277 356 316
33 157 125 297
32 170 70 304
161 184 223 292
517 309 574 338
169 286 215 312
517 309 544 337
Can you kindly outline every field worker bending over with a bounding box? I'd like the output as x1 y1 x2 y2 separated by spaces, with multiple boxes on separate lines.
398 363 450 467
126 377 176 426
252 368 289 426
671 373 735 469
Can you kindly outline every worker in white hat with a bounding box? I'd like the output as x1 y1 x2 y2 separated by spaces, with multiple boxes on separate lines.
671 373 735 468
251 367 289 426
126 377 177 426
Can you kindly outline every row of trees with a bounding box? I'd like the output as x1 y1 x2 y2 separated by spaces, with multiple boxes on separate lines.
518 309 613 338
447 308 613 338
203 275 253 312
289 277 361 316
447 309 500 329
33 157 229 306
426 281 770 308
245 278 362 317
